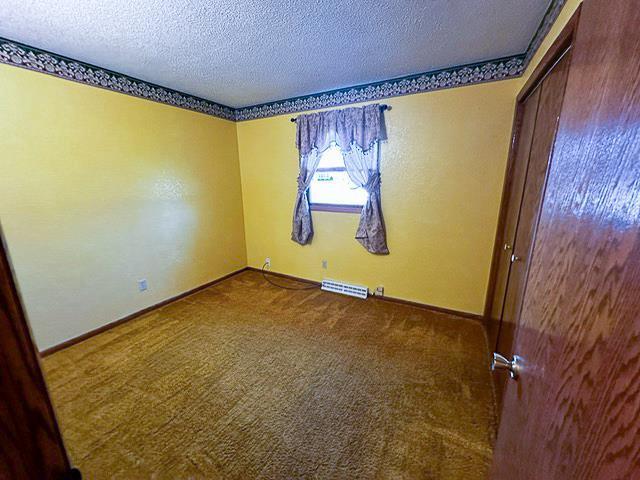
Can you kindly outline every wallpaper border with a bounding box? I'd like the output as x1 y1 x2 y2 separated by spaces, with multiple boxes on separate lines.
524 0 567 65
234 56 525 121
0 37 236 121
0 0 566 122
236 0 567 121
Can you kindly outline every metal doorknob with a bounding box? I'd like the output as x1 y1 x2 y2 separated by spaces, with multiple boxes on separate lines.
511 254 521 263
503 243 512 251
491 352 522 379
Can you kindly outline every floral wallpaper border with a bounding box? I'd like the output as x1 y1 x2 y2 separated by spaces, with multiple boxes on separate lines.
236 0 567 121
525 0 567 65
234 56 525 121
0 0 566 122
0 38 236 121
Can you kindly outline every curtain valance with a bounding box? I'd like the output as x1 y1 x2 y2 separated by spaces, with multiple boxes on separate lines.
295 104 387 156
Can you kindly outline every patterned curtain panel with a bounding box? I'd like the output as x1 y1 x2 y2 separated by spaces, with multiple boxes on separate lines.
291 148 322 245
291 104 389 254
342 143 389 254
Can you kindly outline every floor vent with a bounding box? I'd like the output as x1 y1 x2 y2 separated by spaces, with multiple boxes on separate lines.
321 279 368 299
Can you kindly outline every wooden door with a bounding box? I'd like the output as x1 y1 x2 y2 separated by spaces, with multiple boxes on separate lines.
486 11 579 408
0 228 75 479
491 0 640 478
493 50 573 405
485 86 540 349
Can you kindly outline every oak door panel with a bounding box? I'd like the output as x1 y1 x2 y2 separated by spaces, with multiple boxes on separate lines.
491 50 572 410
497 50 572 360
491 0 640 478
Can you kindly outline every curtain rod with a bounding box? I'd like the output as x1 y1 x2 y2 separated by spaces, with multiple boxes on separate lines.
290 104 391 122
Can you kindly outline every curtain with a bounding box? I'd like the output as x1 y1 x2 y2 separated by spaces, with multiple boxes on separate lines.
342 143 389 254
291 149 321 244
291 104 389 254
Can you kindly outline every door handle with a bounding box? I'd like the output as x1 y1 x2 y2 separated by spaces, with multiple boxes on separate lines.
511 254 521 263
491 352 522 379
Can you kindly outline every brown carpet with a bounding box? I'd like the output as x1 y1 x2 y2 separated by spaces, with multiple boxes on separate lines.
42 270 496 479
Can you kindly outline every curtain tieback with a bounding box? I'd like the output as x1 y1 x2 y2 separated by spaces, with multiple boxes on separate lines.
364 172 381 192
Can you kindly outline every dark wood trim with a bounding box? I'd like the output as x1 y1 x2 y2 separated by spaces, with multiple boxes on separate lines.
483 5 582 323
41 267 249 357
42 262 484 357
0 227 73 479
374 294 484 322
310 203 363 213
247 266 320 286
247 267 482 321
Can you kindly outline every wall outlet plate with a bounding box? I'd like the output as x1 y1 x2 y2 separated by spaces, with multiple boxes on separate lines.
375 285 384 296
322 259 328 269
265 257 271 268
138 279 148 292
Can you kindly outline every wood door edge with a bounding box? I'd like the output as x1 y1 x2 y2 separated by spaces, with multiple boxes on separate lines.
0 227 72 478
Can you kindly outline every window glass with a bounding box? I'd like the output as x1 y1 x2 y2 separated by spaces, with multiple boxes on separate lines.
308 146 367 207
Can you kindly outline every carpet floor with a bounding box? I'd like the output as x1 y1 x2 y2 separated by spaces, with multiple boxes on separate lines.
42 270 496 479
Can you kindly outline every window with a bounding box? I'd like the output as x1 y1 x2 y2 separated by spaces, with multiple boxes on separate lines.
308 145 368 213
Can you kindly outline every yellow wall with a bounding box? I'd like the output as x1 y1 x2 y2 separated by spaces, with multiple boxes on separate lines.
237 80 519 315
0 0 582 349
0 64 247 350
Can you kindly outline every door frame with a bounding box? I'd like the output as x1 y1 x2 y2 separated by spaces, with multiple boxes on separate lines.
483 5 582 341
0 225 77 479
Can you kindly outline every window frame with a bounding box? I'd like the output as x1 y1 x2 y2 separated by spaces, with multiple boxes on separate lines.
308 167 365 214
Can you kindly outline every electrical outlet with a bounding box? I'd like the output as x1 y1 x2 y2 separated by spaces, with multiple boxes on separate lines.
322 259 328 269
138 279 148 292
265 257 271 268
375 285 384 296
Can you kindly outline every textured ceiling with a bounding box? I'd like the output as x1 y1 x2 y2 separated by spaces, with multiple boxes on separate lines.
0 0 551 108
